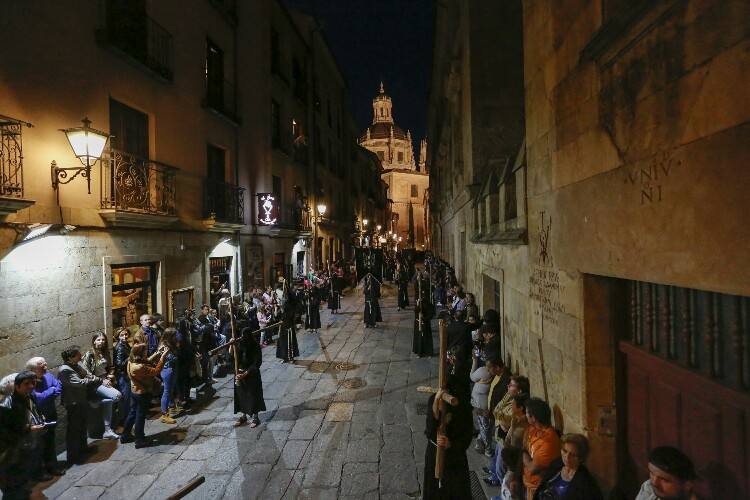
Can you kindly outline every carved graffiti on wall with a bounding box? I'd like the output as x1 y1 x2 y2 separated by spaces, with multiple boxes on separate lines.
624 150 681 205
530 211 565 326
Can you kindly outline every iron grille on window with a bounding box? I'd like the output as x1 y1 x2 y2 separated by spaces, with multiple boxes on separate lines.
0 115 30 198
100 148 177 215
628 281 750 393
96 0 173 81
203 180 244 224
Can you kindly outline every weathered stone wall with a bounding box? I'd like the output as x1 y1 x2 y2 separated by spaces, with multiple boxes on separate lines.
520 0 750 487
429 0 750 491
0 227 227 374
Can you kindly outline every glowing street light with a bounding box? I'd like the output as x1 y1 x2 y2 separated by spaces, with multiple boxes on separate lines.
317 203 327 217
51 117 111 196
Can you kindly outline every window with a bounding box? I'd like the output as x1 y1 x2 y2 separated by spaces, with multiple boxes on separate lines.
206 144 230 220
272 175 282 216
328 140 334 171
504 172 517 221
109 98 148 157
410 184 418 198
292 57 305 101
271 28 280 75
315 126 323 162
271 100 281 149
398 151 404 163
206 39 225 111
111 263 158 332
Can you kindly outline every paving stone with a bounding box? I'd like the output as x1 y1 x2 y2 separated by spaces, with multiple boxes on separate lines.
74 459 134 487
99 473 156 500
242 432 284 464
340 462 379 496
261 468 297 499
130 453 178 474
182 472 231 500
179 436 224 460
288 410 326 440
147 459 204 500
56 486 106 500
280 439 310 469
345 436 383 463
379 451 420 495
223 463 273 500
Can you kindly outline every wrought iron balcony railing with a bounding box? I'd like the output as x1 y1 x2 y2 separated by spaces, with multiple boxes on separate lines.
269 205 311 232
203 179 245 224
0 115 31 198
204 79 239 123
96 1 174 81
100 149 177 215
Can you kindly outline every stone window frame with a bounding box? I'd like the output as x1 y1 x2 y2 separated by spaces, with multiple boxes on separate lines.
102 254 166 339
471 140 527 245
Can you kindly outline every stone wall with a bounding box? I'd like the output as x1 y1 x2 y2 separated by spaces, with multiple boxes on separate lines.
429 0 750 491
0 227 226 374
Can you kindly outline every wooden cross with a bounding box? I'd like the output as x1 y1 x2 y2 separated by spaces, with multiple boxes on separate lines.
415 318 457 481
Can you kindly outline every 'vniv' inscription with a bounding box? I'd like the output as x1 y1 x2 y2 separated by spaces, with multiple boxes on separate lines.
624 150 681 205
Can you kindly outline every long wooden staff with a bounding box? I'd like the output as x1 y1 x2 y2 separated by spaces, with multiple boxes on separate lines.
435 318 454 481
228 301 239 378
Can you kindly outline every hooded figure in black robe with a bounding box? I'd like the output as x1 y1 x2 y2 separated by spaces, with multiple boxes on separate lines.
363 275 382 327
412 298 434 357
234 327 266 427
422 374 473 499
328 273 342 312
304 288 322 332
396 265 410 310
276 298 300 362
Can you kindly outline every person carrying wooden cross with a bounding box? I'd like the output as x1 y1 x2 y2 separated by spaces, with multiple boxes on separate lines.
420 318 474 499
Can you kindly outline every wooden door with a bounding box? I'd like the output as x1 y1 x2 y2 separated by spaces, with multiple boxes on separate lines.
619 281 750 499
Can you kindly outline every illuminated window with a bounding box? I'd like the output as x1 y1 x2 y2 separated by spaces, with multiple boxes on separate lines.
111 263 157 333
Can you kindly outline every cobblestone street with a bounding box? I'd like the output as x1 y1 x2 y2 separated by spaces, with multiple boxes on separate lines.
35 285 450 500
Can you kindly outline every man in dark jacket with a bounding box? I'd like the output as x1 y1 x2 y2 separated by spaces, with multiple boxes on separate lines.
0 371 46 499
58 346 102 465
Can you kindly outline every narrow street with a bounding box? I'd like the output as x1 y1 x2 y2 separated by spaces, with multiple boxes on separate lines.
35 285 473 500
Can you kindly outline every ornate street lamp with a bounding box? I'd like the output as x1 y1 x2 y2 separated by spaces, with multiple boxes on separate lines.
51 117 110 197
316 203 327 219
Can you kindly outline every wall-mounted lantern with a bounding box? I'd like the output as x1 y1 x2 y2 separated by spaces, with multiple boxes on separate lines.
51 117 110 198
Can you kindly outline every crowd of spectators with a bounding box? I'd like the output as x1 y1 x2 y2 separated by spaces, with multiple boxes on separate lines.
423 254 705 500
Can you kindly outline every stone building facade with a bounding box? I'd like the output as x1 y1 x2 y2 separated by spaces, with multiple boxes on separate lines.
428 0 750 497
359 84 429 248
0 0 384 374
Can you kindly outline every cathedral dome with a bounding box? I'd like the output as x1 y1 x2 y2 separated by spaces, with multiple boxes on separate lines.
360 122 408 141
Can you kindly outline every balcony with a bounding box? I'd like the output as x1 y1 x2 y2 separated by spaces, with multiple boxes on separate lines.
96 2 174 82
265 204 312 238
99 149 179 228
0 115 35 216
203 79 240 124
203 180 245 232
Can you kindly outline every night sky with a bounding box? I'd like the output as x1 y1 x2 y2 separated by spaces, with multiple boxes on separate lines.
282 0 434 155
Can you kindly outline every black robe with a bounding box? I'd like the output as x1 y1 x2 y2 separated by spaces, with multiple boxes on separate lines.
412 301 434 357
305 292 322 330
328 276 342 311
396 271 410 308
234 331 266 415
363 279 382 326
276 317 299 361
422 393 473 500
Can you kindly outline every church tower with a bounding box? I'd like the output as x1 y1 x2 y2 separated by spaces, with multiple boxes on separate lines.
372 82 393 124
359 81 429 249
